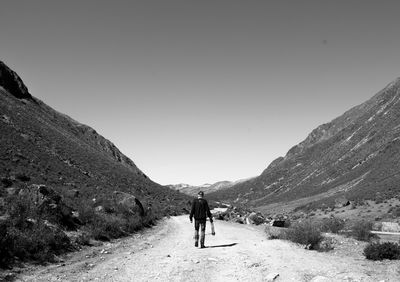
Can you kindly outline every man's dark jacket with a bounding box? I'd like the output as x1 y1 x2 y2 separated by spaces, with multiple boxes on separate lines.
190 198 213 222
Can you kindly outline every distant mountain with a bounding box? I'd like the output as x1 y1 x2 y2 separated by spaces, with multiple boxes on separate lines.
168 178 253 197
209 78 400 213
0 60 189 215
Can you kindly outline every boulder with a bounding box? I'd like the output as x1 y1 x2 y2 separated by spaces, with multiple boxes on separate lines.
335 197 350 208
246 212 265 225
5 187 18 195
95 205 105 213
271 220 286 227
381 222 400 232
113 191 144 216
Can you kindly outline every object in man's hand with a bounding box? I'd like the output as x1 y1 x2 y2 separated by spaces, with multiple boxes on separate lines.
211 222 215 236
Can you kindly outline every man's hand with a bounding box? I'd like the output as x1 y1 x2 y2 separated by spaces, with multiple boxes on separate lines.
190 218 193 223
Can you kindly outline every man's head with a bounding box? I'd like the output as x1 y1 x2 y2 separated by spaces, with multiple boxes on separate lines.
197 191 204 199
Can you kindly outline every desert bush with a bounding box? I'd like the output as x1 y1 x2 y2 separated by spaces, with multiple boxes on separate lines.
74 232 91 246
319 217 345 234
1 194 73 267
15 173 30 182
0 218 72 267
388 207 400 217
1 177 13 188
364 242 400 260
350 220 376 241
285 220 323 250
88 213 127 241
265 226 287 240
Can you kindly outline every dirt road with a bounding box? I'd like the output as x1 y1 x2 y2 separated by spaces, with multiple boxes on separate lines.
16 215 400 281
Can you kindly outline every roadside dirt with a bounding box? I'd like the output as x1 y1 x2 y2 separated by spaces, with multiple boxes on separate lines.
12 215 400 281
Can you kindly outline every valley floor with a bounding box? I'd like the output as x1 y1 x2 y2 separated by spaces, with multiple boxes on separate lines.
12 216 400 282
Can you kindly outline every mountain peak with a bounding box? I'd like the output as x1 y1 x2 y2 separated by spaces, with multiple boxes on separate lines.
0 61 32 100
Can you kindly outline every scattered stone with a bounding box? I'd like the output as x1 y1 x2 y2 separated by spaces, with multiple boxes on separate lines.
167 255 171 257
265 273 279 281
381 222 400 232
95 206 104 213
248 262 261 268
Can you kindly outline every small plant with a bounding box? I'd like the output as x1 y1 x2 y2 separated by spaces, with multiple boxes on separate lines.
1 177 13 188
350 220 375 241
265 226 287 240
15 173 30 182
285 220 323 250
319 217 345 234
364 242 400 260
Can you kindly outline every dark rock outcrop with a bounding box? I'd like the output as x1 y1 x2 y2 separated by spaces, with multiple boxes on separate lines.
0 61 32 100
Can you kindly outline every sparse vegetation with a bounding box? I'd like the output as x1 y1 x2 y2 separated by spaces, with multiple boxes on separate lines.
0 188 169 268
265 226 287 240
319 217 345 234
286 221 323 250
364 242 400 260
0 194 74 267
350 220 376 241
1 177 13 188
283 220 323 250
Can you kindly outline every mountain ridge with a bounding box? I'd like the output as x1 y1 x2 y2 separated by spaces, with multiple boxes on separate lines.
209 77 400 214
0 60 189 216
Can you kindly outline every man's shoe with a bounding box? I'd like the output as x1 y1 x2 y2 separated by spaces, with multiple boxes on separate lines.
200 245 206 249
195 242 198 247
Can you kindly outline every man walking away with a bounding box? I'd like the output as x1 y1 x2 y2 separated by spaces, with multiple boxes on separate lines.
190 191 213 248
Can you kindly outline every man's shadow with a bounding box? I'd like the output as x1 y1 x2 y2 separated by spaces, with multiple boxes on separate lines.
205 243 238 248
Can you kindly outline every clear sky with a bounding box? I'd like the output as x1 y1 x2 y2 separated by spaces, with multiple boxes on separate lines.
1 1 400 185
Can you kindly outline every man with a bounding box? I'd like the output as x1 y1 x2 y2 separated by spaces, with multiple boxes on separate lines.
189 191 213 248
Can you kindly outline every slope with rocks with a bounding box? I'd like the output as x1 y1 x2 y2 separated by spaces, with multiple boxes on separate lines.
0 60 190 266
0 60 189 210
209 78 400 213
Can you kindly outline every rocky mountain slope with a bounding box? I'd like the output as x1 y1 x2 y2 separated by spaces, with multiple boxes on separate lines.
0 61 190 211
209 78 400 213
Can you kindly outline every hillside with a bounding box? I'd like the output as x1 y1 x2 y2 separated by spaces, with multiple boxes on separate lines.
209 78 400 214
0 60 190 266
0 60 189 209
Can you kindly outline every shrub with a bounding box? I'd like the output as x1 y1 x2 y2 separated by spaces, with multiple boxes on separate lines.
0 219 73 267
388 207 400 217
1 177 13 188
350 220 376 241
1 195 73 267
265 226 287 240
319 217 345 234
15 173 30 182
364 242 400 260
285 220 323 250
